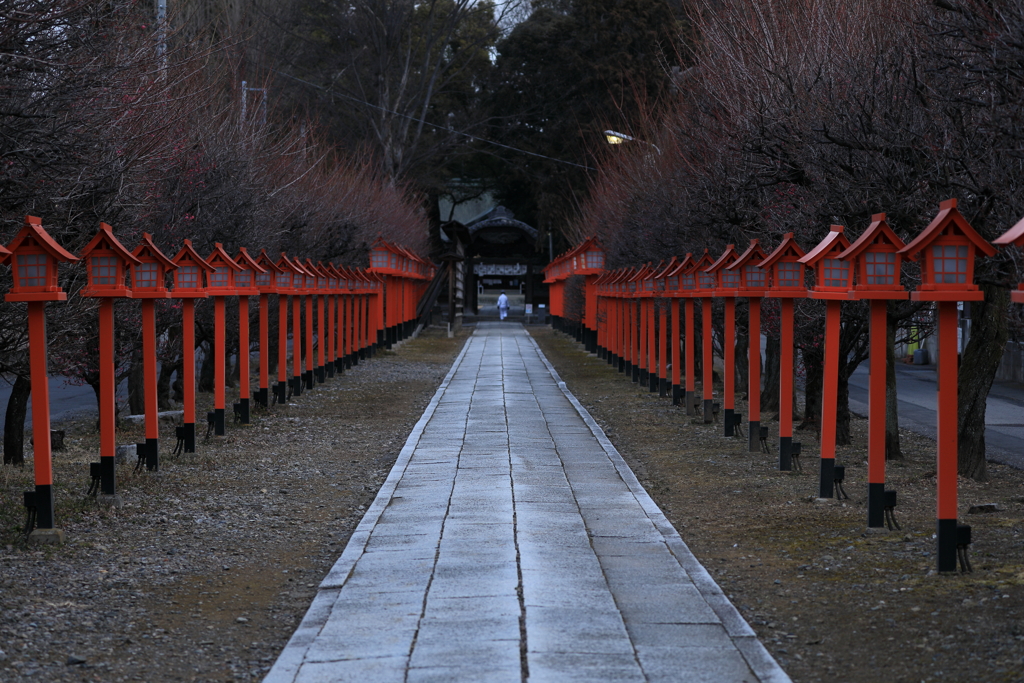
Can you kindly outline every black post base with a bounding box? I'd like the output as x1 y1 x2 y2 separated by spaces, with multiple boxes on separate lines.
214 409 225 436
327 361 335 378
618 356 626 373
237 398 250 424
146 438 159 471
937 518 958 573
315 366 325 383
183 422 195 453
748 420 760 452
345 354 353 369
660 377 668 398
35 484 54 529
672 385 681 405
304 370 314 390
724 408 735 437
819 457 835 499
100 456 116 495
640 369 649 386
685 390 696 416
779 435 792 471
275 381 287 405
703 399 713 423
649 372 658 393
292 376 302 396
257 387 269 408
633 364 641 383
868 482 885 528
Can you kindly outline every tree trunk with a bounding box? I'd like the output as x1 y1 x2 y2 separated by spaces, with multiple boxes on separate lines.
885 301 903 460
836 367 851 445
800 343 823 432
157 357 178 410
761 335 781 414
735 326 749 399
127 348 145 415
199 339 215 392
3 374 30 465
958 284 1010 481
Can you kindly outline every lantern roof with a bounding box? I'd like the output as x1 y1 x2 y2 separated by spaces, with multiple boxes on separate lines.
667 253 694 278
171 239 215 271
654 257 678 280
275 252 302 275
758 232 805 269
134 233 179 271
80 223 141 266
798 225 851 267
838 213 912 261
4 215 79 264
726 239 767 272
207 243 243 272
706 244 738 274
255 249 284 274
994 213 1024 248
235 247 268 274
898 198 996 260
686 249 716 274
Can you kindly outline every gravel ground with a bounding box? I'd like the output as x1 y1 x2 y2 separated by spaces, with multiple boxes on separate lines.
0 326 468 683
531 327 1024 683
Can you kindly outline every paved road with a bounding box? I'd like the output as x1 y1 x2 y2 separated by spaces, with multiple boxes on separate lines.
847 362 1024 470
266 323 788 683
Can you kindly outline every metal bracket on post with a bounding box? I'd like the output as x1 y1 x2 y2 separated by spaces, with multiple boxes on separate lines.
23 491 36 535
884 490 901 531
956 525 973 573
790 442 802 472
833 465 850 500
759 426 771 454
205 411 217 441
87 463 101 497
173 426 185 456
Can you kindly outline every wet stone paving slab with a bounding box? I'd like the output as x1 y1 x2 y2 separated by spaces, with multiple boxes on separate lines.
266 322 789 683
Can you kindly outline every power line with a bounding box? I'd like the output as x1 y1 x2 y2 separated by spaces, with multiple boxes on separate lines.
271 68 595 172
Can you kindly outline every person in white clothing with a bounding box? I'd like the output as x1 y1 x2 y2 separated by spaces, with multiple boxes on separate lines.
497 291 509 320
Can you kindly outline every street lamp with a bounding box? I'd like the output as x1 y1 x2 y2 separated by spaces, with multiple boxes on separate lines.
603 130 662 155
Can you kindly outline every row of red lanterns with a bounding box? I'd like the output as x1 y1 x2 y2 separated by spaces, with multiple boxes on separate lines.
5 216 430 544
551 199 1020 574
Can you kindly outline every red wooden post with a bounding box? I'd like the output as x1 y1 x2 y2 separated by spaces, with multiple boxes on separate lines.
799 226 853 497
169 240 213 450
685 251 715 417
655 262 671 397
274 254 299 401
338 269 350 368
759 233 807 469
323 264 340 377
899 198 995 572
204 244 242 435
627 269 644 382
645 266 658 392
133 235 183 461
299 259 316 389
4 217 74 540
285 256 307 395
708 245 740 434
254 250 283 407
233 248 265 423
837 214 910 525
730 240 769 448
80 223 140 500
664 255 691 405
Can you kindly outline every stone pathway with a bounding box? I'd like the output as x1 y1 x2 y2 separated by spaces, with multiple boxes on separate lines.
265 323 789 682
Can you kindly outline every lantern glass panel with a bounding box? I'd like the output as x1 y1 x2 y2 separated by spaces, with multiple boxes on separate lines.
744 265 765 288
667 275 679 290
390 254 398 269
276 271 291 288
721 270 740 288
371 251 388 269
776 262 802 288
821 258 850 287
135 262 158 288
178 265 200 288
864 251 896 285
210 266 230 288
17 254 47 287
236 269 252 288
91 256 118 285
698 271 715 289
255 271 272 287
318 276 326 287
932 245 967 284
682 273 695 290
586 251 604 269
